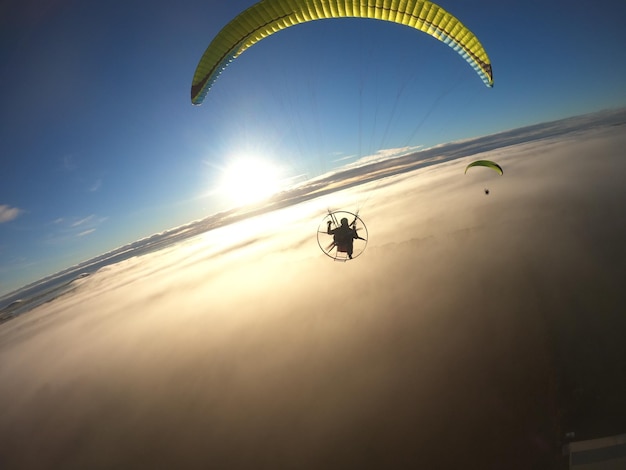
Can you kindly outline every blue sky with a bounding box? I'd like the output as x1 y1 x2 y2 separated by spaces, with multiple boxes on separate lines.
1 0 625 297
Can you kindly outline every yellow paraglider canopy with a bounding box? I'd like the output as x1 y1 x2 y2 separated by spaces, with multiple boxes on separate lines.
191 0 494 105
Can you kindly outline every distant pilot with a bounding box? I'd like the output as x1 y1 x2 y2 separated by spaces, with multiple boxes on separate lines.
327 217 360 259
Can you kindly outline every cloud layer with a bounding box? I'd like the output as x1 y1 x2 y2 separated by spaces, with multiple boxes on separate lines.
0 121 625 468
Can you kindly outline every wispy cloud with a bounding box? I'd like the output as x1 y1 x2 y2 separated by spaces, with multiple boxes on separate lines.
60 155 103 193
62 154 77 171
0 205 22 223
71 215 95 227
349 145 423 167
89 179 102 192
43 214 108 245
330 146 422 168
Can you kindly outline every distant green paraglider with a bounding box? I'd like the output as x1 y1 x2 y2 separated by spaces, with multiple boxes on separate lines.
465 160 502 195
464 160 503 175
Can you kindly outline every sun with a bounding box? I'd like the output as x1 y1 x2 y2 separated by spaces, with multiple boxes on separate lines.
218 157 285 207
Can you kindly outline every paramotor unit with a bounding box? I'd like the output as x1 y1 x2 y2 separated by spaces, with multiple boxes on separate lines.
317 210 368 261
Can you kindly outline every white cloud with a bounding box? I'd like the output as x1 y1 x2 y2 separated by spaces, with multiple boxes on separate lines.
0 205 22 223
89 179 102 192
1 117 625 468
340 145 423 169
42 215 108 245
71 215 95 227
62 154 77 171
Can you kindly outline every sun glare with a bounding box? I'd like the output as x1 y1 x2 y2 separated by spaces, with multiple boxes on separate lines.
218 157 285 207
